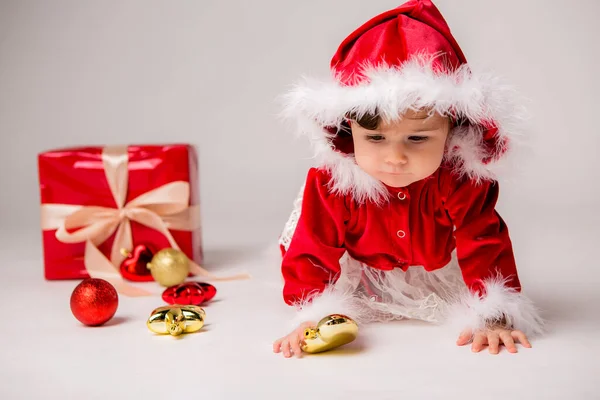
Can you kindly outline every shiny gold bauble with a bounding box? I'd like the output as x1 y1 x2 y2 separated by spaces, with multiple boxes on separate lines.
146 248 190 287
146 305 205 336
301 314 359 354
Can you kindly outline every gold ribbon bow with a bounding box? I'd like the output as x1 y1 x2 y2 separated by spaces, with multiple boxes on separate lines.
41 146 248 296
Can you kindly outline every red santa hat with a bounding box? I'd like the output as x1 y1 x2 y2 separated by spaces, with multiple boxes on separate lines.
282 0 526 204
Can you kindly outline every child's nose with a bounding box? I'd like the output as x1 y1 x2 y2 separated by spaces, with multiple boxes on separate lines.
385 145 408 165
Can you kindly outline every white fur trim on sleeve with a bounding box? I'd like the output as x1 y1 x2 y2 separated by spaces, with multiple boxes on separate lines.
288 286 366 330
445 277 545 338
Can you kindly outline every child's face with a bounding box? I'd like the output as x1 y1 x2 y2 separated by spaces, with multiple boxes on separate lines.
350 109 450 188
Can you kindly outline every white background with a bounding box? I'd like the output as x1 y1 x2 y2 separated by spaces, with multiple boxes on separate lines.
0 1 599 399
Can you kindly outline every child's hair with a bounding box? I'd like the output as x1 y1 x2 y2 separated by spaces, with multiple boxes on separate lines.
345 110 380 131
345 108 463 133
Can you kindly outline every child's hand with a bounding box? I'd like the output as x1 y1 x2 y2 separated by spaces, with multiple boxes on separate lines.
273 321 317 358
456 324 532 354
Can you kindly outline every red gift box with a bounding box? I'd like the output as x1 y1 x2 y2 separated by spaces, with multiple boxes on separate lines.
38 144 203 284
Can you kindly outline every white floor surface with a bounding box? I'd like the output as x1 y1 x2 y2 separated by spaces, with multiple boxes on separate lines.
1 214 599 399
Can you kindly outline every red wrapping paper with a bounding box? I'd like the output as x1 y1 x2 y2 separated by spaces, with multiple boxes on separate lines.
38 144 203 281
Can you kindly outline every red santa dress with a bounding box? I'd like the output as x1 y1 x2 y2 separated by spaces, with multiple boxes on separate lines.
278 0 544 337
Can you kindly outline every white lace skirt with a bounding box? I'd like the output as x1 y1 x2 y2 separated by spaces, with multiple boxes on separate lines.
331 251 468 324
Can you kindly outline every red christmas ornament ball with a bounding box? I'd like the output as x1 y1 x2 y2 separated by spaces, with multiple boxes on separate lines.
70 278 119 326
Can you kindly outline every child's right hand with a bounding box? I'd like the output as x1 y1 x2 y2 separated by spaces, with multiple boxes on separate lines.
273 321 317 358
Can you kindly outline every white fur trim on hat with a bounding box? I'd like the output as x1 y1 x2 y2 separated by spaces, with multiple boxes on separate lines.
280 55 528 203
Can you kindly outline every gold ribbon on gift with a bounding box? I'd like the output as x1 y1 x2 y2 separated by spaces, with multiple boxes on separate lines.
41 145 250 297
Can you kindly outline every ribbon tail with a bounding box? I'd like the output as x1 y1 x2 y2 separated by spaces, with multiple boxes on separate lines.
110 218 132 266
85 240 152 297
110 281 154 297
188 259 252 281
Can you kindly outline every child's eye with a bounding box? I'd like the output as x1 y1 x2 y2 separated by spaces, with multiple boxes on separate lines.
366 135 385 142
408 136 429 143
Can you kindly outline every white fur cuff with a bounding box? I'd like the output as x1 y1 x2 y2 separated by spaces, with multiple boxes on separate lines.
445 277 545 337
288 287 366 330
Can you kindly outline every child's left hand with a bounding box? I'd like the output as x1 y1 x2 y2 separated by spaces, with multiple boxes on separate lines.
456 324 531 354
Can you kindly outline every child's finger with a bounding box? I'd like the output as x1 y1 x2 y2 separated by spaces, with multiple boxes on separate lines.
511 330 531 348
456 329 472 346
273 336 287 353
471 332 486 352
290 334 303 358
281 339 292 358
487 332 500 355
500 332 517 353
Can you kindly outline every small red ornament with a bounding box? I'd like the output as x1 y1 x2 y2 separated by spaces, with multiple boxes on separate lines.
70 278 119 326
119 244 156 281
162 282 217 306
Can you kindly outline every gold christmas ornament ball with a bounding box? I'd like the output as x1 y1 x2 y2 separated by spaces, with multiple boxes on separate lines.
146 248 190 287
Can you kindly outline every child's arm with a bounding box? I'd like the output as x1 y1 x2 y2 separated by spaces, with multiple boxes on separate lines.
442 171 544 340
279 168 360 327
